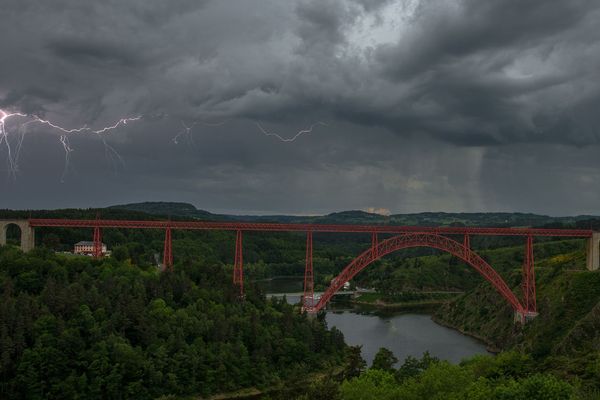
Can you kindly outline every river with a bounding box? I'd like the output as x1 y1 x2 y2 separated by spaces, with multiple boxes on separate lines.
259 277 490 366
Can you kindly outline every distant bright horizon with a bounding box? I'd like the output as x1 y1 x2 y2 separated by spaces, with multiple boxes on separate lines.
2 1 600 216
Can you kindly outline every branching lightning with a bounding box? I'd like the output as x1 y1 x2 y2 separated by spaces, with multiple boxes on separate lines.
172 121 198 145
0 108 141 180
58 135 73 182
2 106 328 181
172 119 226 145
29 114 141 135
255 121 328 142
0 110 27 175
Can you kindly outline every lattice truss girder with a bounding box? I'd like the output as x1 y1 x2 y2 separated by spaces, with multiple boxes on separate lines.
308 233 526 314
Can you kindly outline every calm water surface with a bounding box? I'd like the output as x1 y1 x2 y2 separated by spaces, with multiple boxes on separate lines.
326 310 488 365
259 277 489 366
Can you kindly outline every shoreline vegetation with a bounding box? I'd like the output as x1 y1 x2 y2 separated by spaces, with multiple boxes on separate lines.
346 291 462 312
430 316 502 354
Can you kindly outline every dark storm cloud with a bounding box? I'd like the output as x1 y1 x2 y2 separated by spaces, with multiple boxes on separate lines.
1 0 600 214
367 0 600 146
3 0 599 144
378 0 593 79
48 38 141 67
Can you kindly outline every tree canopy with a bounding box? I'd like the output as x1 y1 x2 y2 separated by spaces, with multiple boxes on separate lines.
0 246 346 399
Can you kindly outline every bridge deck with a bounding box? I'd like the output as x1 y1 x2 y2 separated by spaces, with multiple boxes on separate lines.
26 218 593 237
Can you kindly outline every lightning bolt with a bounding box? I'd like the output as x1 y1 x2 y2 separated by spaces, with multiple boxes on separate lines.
58 135 73 183
0 109 28 176
172 120 197 145
255 121 327 142
89 116 142 134
172 119 227 145
0 108 141 180
31 115 141 135
2 106 326 180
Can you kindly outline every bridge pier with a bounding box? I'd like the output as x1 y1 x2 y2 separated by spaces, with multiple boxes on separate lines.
587 233 600 271
303 231 314 310
233 230 244 296
521 235 536 314
163 227 173 271
0 220 35 253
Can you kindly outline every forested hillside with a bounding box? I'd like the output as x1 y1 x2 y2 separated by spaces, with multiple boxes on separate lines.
0 246 346 399
311 352 583 400
2 207 600 398
1 244 592 400
434 243 600 392
285 240 600 400
4 247 588 399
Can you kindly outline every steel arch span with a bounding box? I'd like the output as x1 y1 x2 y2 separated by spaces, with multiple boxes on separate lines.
305 233 526 314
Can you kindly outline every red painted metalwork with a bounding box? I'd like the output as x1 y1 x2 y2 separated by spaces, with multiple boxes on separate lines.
303 232 314 309
25 217 593 315
92 226 102 259
27 219 593 237
163 227 173 271
371 232 378 258
233 230 244 296
307 233 526 314
522 235 536 313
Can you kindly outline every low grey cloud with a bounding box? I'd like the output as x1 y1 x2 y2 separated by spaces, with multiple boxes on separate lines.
1 0 600 215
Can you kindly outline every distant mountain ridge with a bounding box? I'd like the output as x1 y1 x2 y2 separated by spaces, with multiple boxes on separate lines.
108 202 216 219
109 202 600 228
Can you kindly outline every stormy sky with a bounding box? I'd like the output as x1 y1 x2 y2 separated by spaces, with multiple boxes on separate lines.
1 0 600 216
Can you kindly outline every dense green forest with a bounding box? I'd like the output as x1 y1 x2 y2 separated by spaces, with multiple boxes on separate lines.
0 246 346 399
434 246 600 393
291 351 585 400
2 240 596 399
2 206 600 398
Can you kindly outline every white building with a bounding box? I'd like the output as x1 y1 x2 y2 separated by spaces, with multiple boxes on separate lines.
74 241 107 256
331 277 351 290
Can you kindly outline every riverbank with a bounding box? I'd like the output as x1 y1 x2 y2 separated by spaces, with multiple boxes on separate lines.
343 292 498 353
349 298 444 312
348 291 462 312
431 315 502 353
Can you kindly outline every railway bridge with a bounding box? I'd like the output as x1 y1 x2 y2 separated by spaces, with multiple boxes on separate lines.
1 218 598 323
